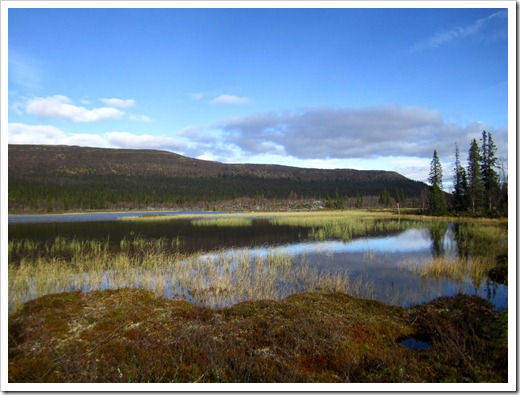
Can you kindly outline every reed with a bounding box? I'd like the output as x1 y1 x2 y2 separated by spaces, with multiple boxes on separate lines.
8 211 507 312
401 255 498 288
8 244 375 312
191 218 253 227
268 211 423 242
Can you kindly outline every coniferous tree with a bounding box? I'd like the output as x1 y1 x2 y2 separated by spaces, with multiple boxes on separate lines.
467 139 483 214
355 192 364 208
428 150 446 214
334 188 344 209
480 131 500 213
428 150 443 189
497 160 508 215
452 143 469 212
379 188 391 207
396 188 406 207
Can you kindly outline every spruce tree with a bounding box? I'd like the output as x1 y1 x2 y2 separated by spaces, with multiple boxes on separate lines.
379 188 391 207
452 143 469 212
480 131 500 213
396 188 406 207
428 150 443 189
497 161 508 215
428 150 446 214
467 139 483 213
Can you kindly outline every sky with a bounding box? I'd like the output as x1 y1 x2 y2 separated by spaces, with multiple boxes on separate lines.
5 2 513 188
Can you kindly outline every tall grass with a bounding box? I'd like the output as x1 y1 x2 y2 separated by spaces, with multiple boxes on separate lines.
268 211 421 241
8 242 374 313
401 255 501 289
9 211 507 313
191 218 253 227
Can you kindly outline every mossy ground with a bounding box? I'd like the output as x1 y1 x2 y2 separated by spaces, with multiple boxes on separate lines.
8 289 507 383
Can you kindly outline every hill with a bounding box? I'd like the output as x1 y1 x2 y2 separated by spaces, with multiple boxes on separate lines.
8 144 428 212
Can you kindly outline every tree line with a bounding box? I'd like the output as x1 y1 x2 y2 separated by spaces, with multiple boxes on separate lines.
428 130 507 216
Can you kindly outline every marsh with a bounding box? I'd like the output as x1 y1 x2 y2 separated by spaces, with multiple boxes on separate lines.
8 211 508 312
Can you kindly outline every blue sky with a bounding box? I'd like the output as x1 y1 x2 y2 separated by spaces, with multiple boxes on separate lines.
5 2 512 186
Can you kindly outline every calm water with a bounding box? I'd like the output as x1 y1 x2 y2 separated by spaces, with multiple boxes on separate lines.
188 229 507 309
8 214 508 310
8 210 225 224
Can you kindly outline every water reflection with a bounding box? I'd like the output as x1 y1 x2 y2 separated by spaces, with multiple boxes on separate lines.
190 227 507 310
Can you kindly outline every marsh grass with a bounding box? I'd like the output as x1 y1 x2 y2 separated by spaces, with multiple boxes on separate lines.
8 243 376 313
267 211 422 242
401 255 500 289
9 211 507 313
191 218 253 227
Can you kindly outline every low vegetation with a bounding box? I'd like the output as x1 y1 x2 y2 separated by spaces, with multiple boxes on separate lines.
8 289 507 383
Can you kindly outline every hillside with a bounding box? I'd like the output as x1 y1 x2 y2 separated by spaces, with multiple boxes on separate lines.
8 144 429 212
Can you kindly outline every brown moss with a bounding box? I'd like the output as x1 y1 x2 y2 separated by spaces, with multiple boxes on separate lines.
8 289 507 383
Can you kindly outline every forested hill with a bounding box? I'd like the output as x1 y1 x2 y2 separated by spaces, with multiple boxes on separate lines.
8 144 428 212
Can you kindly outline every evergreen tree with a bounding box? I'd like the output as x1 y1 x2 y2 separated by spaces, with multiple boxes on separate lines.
428 150 446 214
480 131 500 213
334 188 344 210
467 139 483 213
497 160 508 215
428 150 443 189
452 143 469 212
355 192 364 208
395 188 406 207
379 188 391 207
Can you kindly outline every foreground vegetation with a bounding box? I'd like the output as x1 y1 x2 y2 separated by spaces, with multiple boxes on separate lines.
8 289 507 383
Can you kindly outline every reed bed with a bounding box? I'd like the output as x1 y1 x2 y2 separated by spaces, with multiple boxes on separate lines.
400 255 500 289
268 212 422 242
8 244 375 313
191 218 253 227
9 211 507 313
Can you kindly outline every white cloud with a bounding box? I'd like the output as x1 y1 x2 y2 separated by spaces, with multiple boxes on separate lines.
209 94 253 105
105 131 186 151
8 123 67 145
196 154 214 161
63 133 109 147
8 123 186 152
26 95 123 122
100 98 136 108
413 10 507 51
128 114 152 122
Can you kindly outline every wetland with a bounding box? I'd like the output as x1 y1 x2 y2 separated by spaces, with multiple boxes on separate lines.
7 210 509 383
8 210 508 312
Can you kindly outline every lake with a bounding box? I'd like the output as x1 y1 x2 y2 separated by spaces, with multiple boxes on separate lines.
8 212 508 310
8 210 225 224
